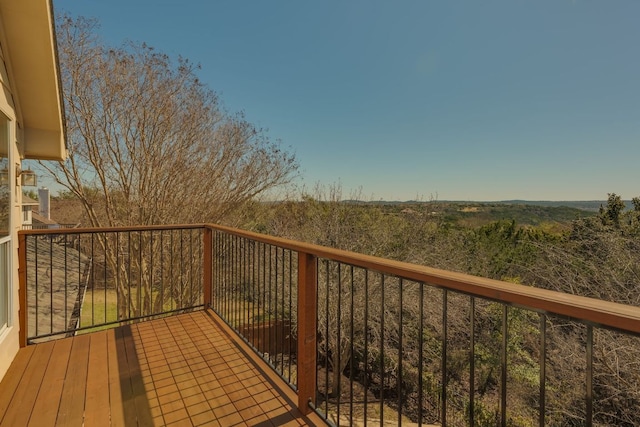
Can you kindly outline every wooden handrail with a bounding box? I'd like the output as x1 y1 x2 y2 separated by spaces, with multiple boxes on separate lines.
18 223 206 236
18 222 640 337
205 223 640 336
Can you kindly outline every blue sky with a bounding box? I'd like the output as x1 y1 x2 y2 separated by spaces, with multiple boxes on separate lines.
52 0 640 201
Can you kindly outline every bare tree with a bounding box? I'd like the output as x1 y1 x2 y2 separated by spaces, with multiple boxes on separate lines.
45 16 296 227
40 16 297 318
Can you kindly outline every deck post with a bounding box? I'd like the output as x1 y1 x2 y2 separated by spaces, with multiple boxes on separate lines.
297 251 317 415
18 232 27 347
203 227 213 309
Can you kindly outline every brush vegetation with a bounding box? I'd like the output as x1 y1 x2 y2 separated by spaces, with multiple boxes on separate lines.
235 188 640 426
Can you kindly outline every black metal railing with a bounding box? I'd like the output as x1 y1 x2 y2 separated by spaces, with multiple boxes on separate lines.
18 223 640 425
19 225 204 343
211 229 298 389
207 224 640 427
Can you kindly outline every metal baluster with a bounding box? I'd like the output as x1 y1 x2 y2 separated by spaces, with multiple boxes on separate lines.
104 233 108 321
442 289 447 426
234 235 238 329
64 235 68 331
398 278 403 427
501 305 508 427
91 233 95 326
49 235 53 333
116 232 120 321
539 314 546 427
349 266 355 426
189 229 194 309
275 245 279 371
586 325 593 427
150 231 153 315
288 249 293 383
418 282 424 427
324 259 330 418
252 239 257 351
363 270 369 427
179 229 184 309
469 296 475 425
138 231 142 316
160 231 164 314
128 231 132 319
268 244 273 364
244 238 249 341
34 237 38 336
336 263 342 426
380 274 385 426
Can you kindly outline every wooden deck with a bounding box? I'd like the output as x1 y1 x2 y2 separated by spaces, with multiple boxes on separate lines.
0 310 324 426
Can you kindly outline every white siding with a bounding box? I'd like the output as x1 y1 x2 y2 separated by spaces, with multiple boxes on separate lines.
0 26 21 380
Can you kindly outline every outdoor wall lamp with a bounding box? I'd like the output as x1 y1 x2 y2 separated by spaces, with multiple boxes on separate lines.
2 166 38 187
17 167 37 186
20 169 37 186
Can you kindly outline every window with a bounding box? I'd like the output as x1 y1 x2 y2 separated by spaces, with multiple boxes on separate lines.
0 240 8 331
0 113 7 238
0 112 10 331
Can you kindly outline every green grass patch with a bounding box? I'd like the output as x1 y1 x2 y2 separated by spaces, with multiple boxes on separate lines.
79 288 119 330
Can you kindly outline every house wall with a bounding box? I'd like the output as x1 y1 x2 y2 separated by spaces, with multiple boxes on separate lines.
0 23 23 380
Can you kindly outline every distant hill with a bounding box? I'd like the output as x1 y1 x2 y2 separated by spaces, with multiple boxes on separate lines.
441 203 596 228
345 199 601 230
363 199 633 212
490 200 606 212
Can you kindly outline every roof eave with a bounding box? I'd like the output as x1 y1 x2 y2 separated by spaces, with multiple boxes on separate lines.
0 0 67 161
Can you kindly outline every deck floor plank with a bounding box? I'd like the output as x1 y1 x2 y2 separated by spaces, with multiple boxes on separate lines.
1 341 55 426
106 328 126 427
55 333 91 427
0 344 36 422
84 331 111 427
0 310 324 427
28 338 73 427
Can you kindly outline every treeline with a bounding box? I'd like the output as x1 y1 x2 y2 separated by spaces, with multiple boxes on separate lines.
239 192 640 305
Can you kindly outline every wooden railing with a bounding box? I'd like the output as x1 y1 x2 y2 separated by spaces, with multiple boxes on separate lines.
19 224 640 426
207 224 640 426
